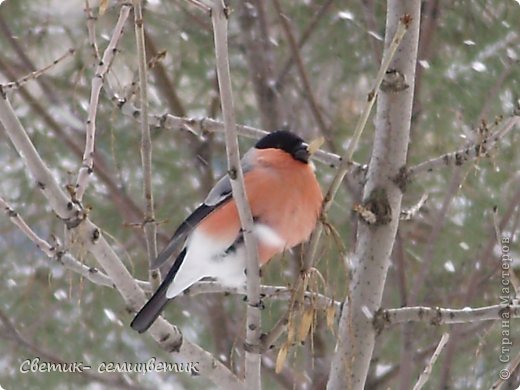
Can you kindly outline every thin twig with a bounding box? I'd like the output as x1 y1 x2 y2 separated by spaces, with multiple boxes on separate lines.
0 42 153 249
238 0 284 131
112 91 366 171
0 90 244 389
211 1 261 387
0 13 60 104
132 0 160 288
185 0 211 13
275 0 335 88
0 195 151 290
407 116 519 180
272 0 335 150
412 333 450 390
144 31 187 116
0 49 76 91
400 193 428 220
84 0 101 61
185 281 339 309
491 350 520 389
75 4 131 201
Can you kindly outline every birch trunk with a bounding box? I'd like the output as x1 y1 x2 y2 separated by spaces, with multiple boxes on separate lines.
327 2 421 389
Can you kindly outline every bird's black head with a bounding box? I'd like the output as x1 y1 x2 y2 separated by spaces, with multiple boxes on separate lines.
255 131 310 163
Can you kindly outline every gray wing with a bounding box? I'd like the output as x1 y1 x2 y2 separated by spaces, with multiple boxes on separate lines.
204 149 255 206
150 150 255 270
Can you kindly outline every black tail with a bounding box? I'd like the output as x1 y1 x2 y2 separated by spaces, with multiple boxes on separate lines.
130 248 187 333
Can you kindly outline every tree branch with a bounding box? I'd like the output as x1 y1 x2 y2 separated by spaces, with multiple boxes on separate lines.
211 1 261 387
0 89 75 220
407 115 519 180
304 16 409 275
374 304 520 328
75 4 131 201
327 4 421 388
0 195 137 289
0 89 243 390
275 0 335 89
0 48 75 91
272 0 335 150
132 0 160 287
412 333 450 390
184 281 340 310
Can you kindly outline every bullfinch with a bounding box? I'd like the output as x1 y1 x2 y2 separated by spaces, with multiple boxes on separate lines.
131 131 323 333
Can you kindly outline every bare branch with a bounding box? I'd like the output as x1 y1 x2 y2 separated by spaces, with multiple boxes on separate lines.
0 88 244 390
0 48 75 91
184 281 340 310
238 0 284 131
0 54 153 249
132 0 160 287
407 115 519 180
0 195 128 289
275 0 335 89
400 193 428 220
116 97 365 171
84 0 100 61
412 333 450 390
0 89 74 219
185 0 211 13
272 0 334 149
491 350 520 389
374 304 520 328
75 4 131 201
107 77 367 175
211 0 261 386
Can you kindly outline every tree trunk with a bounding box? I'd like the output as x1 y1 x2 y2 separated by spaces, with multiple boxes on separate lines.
327 1 421 389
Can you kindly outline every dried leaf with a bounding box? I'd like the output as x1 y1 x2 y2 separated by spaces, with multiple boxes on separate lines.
326 303 336 332
308 136 324 155
298 308 314 341
275 343 288 374
287 318 295 344
99 0 109 16
353 203 377 224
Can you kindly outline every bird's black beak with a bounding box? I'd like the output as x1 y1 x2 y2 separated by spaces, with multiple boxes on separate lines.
293 143 310 163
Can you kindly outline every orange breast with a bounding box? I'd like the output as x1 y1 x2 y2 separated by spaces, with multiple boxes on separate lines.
198 149 323 264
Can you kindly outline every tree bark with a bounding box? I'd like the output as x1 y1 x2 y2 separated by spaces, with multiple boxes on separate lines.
327 2 421 389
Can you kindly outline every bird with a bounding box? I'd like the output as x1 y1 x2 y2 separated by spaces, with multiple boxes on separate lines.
130 130 323 333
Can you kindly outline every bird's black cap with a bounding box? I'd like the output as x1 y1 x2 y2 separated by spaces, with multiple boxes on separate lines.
255 131 309 163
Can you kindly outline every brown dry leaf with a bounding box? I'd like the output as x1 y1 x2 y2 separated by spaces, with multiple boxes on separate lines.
326 303 336 332
275 343 289 374
99 0 109 16
298 308 314 342
287 317 296 344
308 136 324 155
